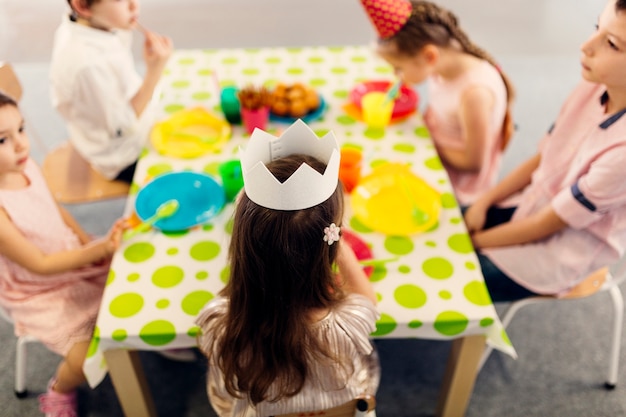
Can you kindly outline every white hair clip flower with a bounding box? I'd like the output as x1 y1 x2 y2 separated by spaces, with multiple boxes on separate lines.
323 223 341 245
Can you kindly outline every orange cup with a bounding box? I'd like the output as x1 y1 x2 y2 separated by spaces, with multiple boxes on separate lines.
339 148 363 193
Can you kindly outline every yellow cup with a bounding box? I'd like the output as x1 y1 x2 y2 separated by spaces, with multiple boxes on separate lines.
361 91 394 128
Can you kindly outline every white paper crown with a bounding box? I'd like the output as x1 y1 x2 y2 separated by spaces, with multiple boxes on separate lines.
240 119 340 210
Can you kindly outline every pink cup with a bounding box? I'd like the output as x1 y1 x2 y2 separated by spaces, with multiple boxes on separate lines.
241 106 270 134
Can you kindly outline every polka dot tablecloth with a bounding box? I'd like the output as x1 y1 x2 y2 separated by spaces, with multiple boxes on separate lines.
83 46 516 388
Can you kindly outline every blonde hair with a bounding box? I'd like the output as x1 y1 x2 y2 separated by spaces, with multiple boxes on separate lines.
380 0 515 149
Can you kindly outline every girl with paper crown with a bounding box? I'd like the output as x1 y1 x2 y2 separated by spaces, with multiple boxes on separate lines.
196 120 379 416
359 0 516 206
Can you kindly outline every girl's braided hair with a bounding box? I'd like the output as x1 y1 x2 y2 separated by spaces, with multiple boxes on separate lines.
381 1 516 149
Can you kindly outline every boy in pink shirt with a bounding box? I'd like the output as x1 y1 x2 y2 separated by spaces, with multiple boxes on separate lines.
465 0 626 301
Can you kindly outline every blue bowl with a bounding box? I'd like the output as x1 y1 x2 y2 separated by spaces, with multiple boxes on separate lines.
135 171 225 231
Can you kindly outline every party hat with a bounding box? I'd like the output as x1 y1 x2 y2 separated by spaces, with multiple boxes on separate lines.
240 119 340 211
359 0 413 39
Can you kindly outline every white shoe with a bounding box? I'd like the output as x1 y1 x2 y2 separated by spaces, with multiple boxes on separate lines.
156 348 197 362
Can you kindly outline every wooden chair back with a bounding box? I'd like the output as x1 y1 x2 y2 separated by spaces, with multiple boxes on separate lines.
0 63 22 102
273 396 376 417
42 141 130 204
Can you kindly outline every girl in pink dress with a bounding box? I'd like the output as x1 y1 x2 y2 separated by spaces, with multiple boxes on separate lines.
359 0 515 206
0 92 126 417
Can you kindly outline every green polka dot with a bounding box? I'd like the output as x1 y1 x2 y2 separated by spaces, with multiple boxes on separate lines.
314 129 330 137
166 248 178 255
434 311 468 336
463 281 492 306
448 233 473 254
422 257 454 279
440 192 458 209
147 163 173 177
414 126 430 138
139 320 176 346
172 80 190 89
439 290 452 300
191 91 212 100
129 183 140 195
450 217 462 225
398 265 411 274
203 224 215 232
425 241 436 248
309 78 327 87
333 90 349 99
242 68 260 76
287 47 302 53
336 115 357 125
308 56 324 63
374 66 393 74
177 57 195 65
156 299 170 309
330 67 348 74
220 266 230 284
408 320 423 329
86 326 100 358
465 261 476 270
376 292 382 302
425 156 444 170
190 241 221 261
152 266 184 288
287 67 304 75
501 328 513 346
110 293 144 318
181 290 214 316
370 158 389 168
127 273 140 282
394 284 427 309
188 326 201 337
221 57 238 65
372 313 397 336
202 161 221 176
112 329 127 342
164 104 185 114
393 143 416 153
369 266 387 282
196 271 209 280
106 270 115 286
197 68 212 76
224 218 234 234
364 127 385 140
351 55 367 63
480 317 494 327
384 236 414 255
124 243 156 263
265 56 281 64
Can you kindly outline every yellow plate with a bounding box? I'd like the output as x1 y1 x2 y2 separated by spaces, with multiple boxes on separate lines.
351 163 441 236
150 107 231 158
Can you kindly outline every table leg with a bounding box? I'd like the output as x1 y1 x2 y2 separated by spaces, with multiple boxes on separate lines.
435 335 486 417
103 349 158 417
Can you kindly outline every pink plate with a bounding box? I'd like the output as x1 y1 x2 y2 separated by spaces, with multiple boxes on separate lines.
349 80 418 118
342 229 373 278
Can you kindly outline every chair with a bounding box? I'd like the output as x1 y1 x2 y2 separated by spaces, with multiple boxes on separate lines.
478 256 626 389
0 306 41 398
41 141 130 204
273 395 376 417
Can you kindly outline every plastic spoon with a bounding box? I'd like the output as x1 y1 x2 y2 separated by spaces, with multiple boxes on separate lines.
382 79 402 106
398 175 430 225
358 257 400 267
125 199 180 239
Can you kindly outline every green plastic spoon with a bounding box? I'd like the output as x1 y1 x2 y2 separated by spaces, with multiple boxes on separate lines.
125 199 180 239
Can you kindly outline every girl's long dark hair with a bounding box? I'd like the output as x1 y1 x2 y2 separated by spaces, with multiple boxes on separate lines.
201 154 348 405
381 0 516 150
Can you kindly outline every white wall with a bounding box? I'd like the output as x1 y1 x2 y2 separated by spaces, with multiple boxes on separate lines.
0 0 601 63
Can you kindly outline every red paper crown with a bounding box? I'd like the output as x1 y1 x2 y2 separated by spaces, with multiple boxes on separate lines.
360 0 413 39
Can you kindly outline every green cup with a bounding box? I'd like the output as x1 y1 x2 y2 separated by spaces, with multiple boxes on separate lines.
218 159 244 202
220 86 241 124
